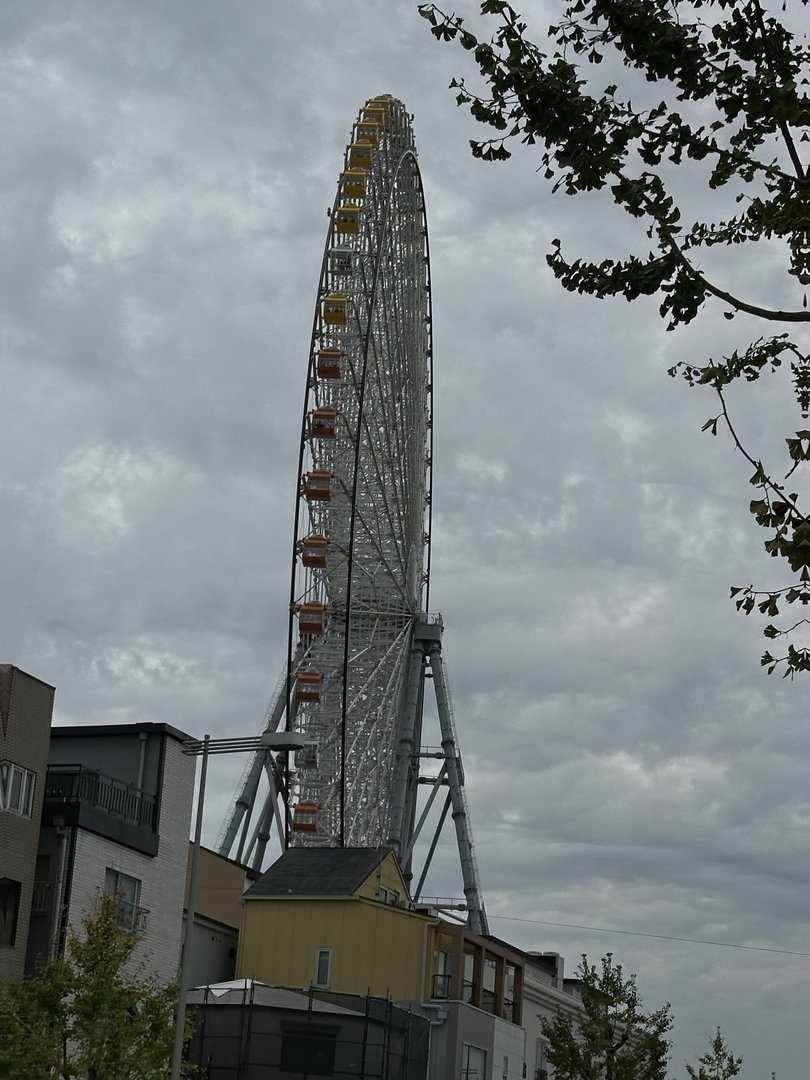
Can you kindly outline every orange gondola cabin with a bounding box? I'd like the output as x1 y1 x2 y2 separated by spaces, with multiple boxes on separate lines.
295 671 323 704
316 348 344 379
297 602 327 636
309 407 338 440
292 801 320 832
299 535 329 568
302 470 333 502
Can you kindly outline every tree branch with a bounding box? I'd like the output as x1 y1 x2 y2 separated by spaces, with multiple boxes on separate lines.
750 0 806 182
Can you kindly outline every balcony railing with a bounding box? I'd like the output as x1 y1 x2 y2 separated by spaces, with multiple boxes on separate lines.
462 980 476 1004
431 973 451 999
480 988 497 1014
114 899 150 934
119 899 150 933
45 766 156 828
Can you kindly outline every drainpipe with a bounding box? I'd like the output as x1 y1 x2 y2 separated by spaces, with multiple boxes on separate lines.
420 914 446 1080
48 820 69 961
137 731 147 791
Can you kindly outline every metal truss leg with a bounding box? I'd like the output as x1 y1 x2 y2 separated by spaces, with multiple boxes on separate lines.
389 616 488 935
427 639 488 936
217 667 289 860
387 637 426 864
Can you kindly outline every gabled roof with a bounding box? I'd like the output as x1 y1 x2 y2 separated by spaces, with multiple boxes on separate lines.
245 847 392 899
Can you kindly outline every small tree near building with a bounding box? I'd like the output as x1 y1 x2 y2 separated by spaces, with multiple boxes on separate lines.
0 891 186 1079
541 953 672 1080
686 1028 743 1080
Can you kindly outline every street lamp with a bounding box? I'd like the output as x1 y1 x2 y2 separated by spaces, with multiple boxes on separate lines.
170 731 308 1080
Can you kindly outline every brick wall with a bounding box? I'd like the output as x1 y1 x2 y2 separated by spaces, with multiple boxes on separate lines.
0 667 55 982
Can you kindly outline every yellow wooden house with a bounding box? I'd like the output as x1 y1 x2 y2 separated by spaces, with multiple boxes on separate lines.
233 847 539 1079
236 847 439 1000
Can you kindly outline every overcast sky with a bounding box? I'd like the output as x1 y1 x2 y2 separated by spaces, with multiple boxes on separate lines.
5 2 810 1076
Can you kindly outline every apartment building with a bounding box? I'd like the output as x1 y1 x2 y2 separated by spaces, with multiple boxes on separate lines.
25 721 195 983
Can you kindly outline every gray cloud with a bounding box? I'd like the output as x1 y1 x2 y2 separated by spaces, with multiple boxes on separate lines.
5 1 809 1076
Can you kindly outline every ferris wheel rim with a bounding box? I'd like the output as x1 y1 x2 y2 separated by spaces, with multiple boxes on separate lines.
284 97 433 849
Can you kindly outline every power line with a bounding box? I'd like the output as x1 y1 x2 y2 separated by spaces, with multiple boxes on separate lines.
486 913 810 956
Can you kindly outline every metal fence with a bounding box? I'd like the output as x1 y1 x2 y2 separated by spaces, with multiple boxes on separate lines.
45 765 156 827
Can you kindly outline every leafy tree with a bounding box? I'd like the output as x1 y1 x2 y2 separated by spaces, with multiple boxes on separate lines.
685 1028 743 1080
420 0 810 675
0 891 186 1079
540 953 672 1080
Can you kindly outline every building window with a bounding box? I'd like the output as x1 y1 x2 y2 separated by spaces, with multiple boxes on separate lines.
481 955 498 1013
462 950 476 1003
104 868 147 932
281 1025 337 1075
0 879 21 948
535 1037 548 1080
0 761 36 817
461 1043 487 1080
432 948 451 998
378 885 400 906
314 947 332 989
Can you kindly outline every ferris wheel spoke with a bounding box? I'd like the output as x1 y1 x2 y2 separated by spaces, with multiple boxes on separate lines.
344 620 411 716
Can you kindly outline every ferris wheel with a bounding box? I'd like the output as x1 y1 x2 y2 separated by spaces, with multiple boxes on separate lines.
218 97 487 934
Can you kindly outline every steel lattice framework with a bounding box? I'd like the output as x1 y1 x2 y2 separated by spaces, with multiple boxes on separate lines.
288 96 432 847
218 97 487 933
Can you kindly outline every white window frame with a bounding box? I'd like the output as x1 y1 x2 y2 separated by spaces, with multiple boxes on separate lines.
104 868 145 931
461 1043 487 1080
313 947 333 989
0 761 36 817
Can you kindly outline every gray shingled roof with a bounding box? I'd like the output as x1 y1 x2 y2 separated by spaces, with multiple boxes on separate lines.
245 847 391 899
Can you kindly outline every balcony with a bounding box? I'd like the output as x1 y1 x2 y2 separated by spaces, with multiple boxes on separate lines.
431 973 451 999
43 765 159 856
45 766 155 826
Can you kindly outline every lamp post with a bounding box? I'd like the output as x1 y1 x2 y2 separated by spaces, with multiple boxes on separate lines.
170 731 308 1080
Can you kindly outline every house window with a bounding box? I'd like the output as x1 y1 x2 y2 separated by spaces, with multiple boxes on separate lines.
0 761 36 817
378 885 400 906
461 1043 487 1080
314 947 332 989
104 868 146 932
280 1025 337 1075
0 879 22 948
